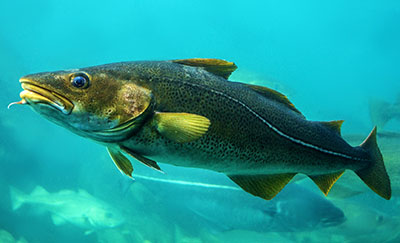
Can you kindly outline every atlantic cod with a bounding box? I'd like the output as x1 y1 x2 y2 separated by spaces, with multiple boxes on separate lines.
10 186 124 233
10 58 391 200
136 176 345 232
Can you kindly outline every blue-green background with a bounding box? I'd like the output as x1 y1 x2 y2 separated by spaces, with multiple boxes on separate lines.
1 0 399 242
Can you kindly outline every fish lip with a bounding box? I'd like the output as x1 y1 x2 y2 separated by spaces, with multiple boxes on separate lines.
19 79 74 115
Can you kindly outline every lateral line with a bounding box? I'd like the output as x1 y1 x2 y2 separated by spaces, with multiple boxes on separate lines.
181 81 365 161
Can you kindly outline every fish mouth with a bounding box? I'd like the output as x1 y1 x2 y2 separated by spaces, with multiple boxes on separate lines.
18 79 74 115
320 214 346 227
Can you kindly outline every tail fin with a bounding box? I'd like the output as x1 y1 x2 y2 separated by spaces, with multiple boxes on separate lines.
356 127 391 200
9 187 27 210
369 99 392 128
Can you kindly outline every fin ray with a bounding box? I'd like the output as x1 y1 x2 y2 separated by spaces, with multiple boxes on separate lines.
172 58 237 79
320 120 344 135
121 146 163 173
228 173 296 200
154 112 210 143
244 84 304 117
309 170 345 196
107 147 134 178
356 127 391 200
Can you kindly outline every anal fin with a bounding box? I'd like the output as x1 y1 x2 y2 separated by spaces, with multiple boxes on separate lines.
309 170 345 196
121 146 163 173
228 173 296 200
107 147 134 178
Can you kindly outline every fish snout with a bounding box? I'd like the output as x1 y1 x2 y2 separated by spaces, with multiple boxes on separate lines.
16 79 74 115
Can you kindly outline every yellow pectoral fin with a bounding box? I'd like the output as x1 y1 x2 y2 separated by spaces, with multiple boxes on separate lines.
154 112 211 143
107 147 134 178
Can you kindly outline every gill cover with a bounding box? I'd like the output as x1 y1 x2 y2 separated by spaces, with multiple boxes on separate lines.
90 83 154 141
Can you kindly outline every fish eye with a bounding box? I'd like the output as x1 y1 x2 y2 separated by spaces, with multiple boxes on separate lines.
71 73 90 89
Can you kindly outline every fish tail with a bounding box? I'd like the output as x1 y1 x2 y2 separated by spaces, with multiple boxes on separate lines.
9 186 27 210
355 127 391 200
369 98 392 128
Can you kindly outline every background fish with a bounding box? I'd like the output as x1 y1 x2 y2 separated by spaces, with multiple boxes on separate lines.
11 58 391 201
0 229 27 243
135 176 345 233
369 96 400 129
10 186 124 234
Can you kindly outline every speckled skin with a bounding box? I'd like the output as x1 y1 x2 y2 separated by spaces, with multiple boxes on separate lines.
20 61 372 176
98 61 370 176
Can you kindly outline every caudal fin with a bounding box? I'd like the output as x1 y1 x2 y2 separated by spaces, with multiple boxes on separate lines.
369 99 392 128
9 186 49 210
356 127 391 200
9 187 27 210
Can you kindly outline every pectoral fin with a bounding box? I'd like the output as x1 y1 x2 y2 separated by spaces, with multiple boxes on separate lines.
309 170 345 196
84 230 95 236
107 147 134 178
228 173 296 200
121 146 163 173
154 112 210 143
51 214 66 226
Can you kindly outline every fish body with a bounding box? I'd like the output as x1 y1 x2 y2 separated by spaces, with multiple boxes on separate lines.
10 186 124 231
118 62 361 173
138 175 345 232
13 58 391 200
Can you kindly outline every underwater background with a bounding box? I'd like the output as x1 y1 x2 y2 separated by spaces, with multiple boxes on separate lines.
1 0 400 242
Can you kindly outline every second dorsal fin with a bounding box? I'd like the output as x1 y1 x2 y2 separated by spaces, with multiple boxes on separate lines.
245 83 304 117
172 58 237 79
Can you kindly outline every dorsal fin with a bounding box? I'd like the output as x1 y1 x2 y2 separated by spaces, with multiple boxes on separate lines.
320 120 344 135
245 83 304 117
172 58 237 79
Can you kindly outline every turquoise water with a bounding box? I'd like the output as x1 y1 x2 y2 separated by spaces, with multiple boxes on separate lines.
1 0 400 242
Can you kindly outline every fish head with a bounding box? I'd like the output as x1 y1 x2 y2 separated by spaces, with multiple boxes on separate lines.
16 66 153 142
316 201 346 228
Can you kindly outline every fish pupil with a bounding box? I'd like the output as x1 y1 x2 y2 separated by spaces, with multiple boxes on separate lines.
72 75 87 88
71 72 90 88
